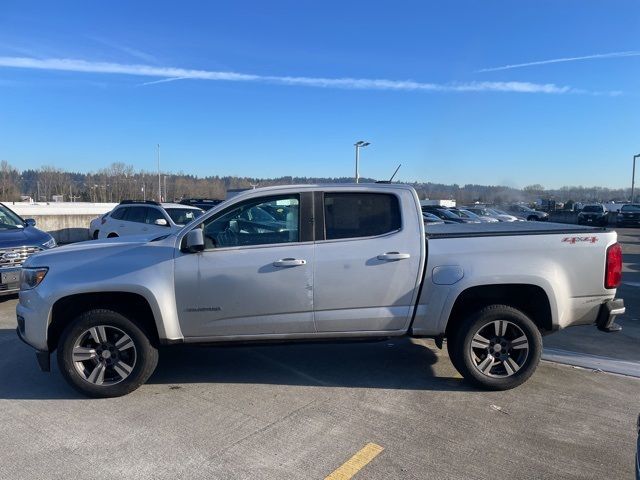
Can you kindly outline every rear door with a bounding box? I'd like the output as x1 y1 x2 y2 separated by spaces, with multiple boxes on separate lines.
313 190 423 333
121 206 148 236
105 207 129 237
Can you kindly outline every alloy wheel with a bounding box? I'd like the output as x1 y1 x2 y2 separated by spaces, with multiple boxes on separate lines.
469 320 529 378
72 325 137 386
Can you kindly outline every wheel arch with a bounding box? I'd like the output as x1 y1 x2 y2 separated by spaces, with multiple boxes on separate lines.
445 283 553 340
48 292 161 351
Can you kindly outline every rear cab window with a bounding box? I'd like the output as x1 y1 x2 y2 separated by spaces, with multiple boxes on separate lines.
323 192 401 240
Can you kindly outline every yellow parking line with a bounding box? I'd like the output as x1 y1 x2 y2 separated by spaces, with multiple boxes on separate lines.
325 443 384 480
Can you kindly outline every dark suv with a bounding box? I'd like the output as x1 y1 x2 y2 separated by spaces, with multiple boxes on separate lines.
617 204 640 227
0 202 56 296
578 204 608 226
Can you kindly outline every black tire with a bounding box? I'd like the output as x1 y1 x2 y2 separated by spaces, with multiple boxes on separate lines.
527 216 537 221
449 305 542 390
107 233 118 238
57 309 158 398
92 230 99 240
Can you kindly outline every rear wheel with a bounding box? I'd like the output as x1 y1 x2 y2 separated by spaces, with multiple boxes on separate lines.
57 309 158 398
92 230 99 239
449 305 542 390
107 233 119 238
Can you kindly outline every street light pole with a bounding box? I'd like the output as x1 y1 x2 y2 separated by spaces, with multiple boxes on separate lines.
157 144 162 202
633 154 640 203
354 140 370 183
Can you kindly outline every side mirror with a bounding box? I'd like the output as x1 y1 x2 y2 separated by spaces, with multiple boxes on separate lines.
25 218 36 227
184 229 205 253
154 218 168 226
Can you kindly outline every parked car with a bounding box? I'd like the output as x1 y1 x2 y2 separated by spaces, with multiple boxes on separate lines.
97 201 204 239
616 204 640 227
488 208 523 222
17 184 624 397
179 198 223 211
89 211 112 240
422 206 480 223
466 206 519 222
422 212 445 225
503 204 549 221
0 202 56 296
577 204 608 226
453 208 499 223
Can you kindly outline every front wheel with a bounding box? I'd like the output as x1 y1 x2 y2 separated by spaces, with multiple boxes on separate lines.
57 309 158 398
448 305 542 390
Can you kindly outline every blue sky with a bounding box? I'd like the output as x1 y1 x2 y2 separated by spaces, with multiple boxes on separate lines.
0 0 639 188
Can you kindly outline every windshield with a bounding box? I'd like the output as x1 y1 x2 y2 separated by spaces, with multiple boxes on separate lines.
582 205 604 213
0 204 25 229
422 212 441 222
489 208 510 216
165 208 203 225
436 209 461 220
621 204 640 212
459 209 481 219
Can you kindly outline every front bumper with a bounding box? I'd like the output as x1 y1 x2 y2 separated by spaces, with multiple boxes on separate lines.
596 298 625 333
16 325 50 372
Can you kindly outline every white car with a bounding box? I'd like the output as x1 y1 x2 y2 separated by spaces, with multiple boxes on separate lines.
97 201 204 239
467 207 520 222
89 211 111 240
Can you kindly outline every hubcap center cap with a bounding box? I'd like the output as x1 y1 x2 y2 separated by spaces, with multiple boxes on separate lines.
101 350 112 359
493 344 502 353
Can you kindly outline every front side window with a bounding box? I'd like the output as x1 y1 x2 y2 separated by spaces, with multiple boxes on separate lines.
324 193 401 240
202 195 299 248
146 207 166 224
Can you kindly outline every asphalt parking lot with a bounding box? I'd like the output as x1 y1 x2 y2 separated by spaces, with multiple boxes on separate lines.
1 229 639 479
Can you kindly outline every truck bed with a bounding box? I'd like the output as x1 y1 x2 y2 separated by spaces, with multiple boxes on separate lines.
425 221 609 239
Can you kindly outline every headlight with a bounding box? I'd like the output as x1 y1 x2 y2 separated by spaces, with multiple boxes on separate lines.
42 237 56 249
20 267 48 290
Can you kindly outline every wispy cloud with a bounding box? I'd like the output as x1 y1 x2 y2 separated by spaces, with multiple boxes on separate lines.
478 51 640 73
88 37 158 64
0 56 608 95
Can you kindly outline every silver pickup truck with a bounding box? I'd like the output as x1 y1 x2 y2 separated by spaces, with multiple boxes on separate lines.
17 184 625 397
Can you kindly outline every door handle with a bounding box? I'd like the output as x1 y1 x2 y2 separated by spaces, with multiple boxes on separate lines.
377 252 411 261
273 258 307 267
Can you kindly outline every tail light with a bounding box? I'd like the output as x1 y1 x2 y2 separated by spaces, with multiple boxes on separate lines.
605 243 622 289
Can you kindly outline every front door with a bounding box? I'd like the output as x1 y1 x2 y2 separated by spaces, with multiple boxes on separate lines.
174 193 315 338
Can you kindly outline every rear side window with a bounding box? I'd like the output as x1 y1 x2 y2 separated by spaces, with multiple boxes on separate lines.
324 193 401 240
123 206 147 223
110 207 127 220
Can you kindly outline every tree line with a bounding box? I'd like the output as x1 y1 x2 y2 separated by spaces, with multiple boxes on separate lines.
0 160 632 206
